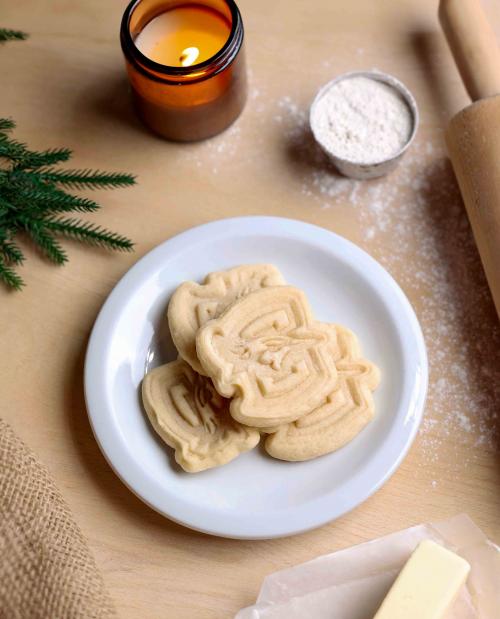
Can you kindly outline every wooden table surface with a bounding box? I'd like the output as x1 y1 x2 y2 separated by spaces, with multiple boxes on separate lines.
2 0 500 617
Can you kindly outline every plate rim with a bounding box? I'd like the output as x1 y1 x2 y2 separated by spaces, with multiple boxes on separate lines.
84 216 428 539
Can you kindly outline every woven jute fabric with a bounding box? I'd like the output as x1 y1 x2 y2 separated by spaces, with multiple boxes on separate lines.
0 418 116 619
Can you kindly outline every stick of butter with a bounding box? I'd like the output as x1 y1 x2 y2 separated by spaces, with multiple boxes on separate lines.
373 540 471 619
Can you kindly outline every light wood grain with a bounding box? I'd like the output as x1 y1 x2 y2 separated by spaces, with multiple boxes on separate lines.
440 0 500 100
441 0 500 320
1 1 500 618
446 98 500 320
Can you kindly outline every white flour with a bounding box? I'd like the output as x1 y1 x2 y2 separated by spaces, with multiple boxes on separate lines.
310 76 413 164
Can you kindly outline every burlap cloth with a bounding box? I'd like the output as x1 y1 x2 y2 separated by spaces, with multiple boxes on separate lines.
0 418 116 619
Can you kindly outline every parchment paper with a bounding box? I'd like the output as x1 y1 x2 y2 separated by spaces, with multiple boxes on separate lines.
235 514 500 618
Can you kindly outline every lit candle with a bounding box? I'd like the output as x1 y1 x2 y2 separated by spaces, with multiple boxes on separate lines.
120 0 247 141
135 6 229 67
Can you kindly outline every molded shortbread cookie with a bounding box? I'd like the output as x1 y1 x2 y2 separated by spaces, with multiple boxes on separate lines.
168 264 285 375
142 360 260 472
265 325 380 461
196 286 339 428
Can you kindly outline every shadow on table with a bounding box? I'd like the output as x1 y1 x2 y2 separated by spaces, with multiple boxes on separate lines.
283 121 342 184
82 73 146 137
69 67 168 145
410 29 500 459
419 158 500 457
410 30 464 120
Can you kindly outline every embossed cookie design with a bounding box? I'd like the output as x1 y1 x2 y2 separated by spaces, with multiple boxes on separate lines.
168 264 285 375
196 286 339 428
265 326 380 461
142 360 260 472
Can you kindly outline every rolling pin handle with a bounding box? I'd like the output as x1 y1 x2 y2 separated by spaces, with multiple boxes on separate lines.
439 0 500 101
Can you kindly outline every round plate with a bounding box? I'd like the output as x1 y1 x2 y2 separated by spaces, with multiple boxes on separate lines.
84 217 427 539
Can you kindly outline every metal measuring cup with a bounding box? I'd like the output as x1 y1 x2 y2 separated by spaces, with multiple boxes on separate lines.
309 70 419 180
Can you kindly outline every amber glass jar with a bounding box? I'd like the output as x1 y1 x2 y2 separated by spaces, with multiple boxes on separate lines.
120 0 247 141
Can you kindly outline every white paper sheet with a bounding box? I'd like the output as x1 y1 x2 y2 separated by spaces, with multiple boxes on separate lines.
236 514 499 618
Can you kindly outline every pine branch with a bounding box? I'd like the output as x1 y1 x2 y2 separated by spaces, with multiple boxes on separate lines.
0 134 27 160
23 219 68 264
0 115 136 290
0 29 28 43
0 194 15 218
1 240 24 265
0 118 15 133
45 217 134 252
37 168 136 191
0 256 24 290
8 183 100 213
16 147 72 170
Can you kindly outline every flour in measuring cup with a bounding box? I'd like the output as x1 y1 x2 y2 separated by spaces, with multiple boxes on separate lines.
311 76 413 164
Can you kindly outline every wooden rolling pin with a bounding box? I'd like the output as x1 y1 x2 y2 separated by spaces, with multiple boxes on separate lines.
439 0 500 319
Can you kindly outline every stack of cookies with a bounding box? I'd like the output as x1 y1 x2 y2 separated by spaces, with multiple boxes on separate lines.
142 265 380 473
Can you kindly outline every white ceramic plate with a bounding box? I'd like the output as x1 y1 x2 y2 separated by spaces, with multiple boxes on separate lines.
85 216 427 539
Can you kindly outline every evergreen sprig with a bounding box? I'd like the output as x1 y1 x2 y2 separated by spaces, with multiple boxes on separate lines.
0 28 28 43
38 169 137 191
0 119 136 290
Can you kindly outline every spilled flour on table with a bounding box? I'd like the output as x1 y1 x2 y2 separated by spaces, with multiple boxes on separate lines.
175 86 500 476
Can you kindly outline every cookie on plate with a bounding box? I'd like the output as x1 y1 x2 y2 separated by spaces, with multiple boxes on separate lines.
265 325 380 461
196 286 339 428
168 264 285 375
142 359 260 472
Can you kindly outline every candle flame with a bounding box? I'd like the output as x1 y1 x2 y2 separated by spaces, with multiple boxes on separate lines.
179 47 200 67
